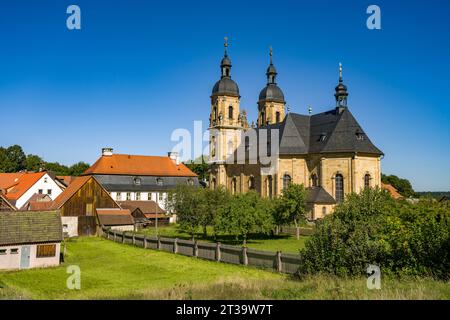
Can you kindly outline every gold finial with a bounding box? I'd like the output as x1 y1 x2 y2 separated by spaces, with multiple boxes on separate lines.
308 106 312 115
339 62 343 81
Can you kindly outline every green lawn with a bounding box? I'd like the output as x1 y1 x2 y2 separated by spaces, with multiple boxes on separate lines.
138 224 309 254
1 237 448 300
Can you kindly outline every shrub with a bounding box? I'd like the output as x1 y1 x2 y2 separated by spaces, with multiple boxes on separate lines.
299 188 450 280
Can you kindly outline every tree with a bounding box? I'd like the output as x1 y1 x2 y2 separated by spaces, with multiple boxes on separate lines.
382 174 415 198
200 187 229 238
184 155 209 183
0 145 26 172
166 184 205 240
215 191 274 244
69 162 90 176
25 154 45 172
274 183 307 229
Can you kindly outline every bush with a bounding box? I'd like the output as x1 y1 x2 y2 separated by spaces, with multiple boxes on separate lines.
299 188 450 280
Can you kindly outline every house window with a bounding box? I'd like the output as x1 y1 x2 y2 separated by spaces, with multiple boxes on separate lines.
136 192 141 200
36 244 56 258
38 189 43 194
10 248 18 254
44 177 48 183
311 174 318 187
158 193 163 202
116 193 122 201
187 178 194 186
228 105 233 119
248 176 255 190
86 203 93 216
126 192 131 201
283 174 291 191
364 174 371 188
147 193 152 201
156 178 163 186
0 249 6 255
47 189 52 195
335 174 344 203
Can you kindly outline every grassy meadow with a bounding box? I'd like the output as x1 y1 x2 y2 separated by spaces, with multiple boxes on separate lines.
0 237 448 300
137 224 310 254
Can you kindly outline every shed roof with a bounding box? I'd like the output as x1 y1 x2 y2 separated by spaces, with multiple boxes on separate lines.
118 200 165 214
96 208 134 226
0 211 63 246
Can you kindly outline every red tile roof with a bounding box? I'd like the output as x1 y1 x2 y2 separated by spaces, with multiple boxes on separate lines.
381 182 404 200
0 172 46 201
83 154 197 177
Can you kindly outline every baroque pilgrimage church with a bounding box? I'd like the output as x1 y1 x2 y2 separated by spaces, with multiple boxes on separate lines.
208 39 383 219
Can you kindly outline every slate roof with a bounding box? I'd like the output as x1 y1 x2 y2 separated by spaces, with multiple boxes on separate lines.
259 107 383 156
306 187 336 204
96 208 134 226
0 211 63 246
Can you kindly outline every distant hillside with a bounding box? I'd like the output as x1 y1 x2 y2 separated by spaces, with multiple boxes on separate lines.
415 191 450 200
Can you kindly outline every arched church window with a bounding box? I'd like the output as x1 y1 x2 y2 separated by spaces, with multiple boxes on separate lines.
231 177 237 194
322 206 327 216
311 174 318 187
248 176 255 190
261 112 265 125
211 136 216 157
268 176 273 199
213 106 217 120
335 174 344 203
283 174 291 191
364 174 371 188
276 111 280 123
228 106 233 119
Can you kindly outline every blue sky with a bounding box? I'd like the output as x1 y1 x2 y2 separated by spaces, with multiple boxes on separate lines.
0 0 449 191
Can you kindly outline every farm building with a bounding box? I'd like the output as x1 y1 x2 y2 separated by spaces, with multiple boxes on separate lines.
118 200 169 226
0 193 15 212
96 208 134 231
0 211 63 270
51 176 120 236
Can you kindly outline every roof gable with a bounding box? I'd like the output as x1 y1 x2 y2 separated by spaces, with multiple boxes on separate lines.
2 172 48 201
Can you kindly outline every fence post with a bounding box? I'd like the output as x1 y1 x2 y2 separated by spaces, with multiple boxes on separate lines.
276 251 282 273
242 246 248 266
296 227 300 240
194 240 198 257
174 238 178 254
113 231 116 242
122 232 125 244
157 236 161 250
132 233 136 245
216 242 221 262
144 235 147 249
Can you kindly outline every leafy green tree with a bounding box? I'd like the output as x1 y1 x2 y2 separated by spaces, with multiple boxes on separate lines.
273 183 307 229
382 174 415 198
69 162 90 176
44 162 70 176
184 155 209 183
25 154 45 172
199 186 229 238
166 184 205 239
215 191 274 244
0 145 26 172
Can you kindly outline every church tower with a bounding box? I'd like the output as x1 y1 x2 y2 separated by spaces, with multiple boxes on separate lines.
209 38 246 189
257 47 286 127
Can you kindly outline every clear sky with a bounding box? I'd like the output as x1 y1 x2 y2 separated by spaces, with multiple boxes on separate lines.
0 0 449 191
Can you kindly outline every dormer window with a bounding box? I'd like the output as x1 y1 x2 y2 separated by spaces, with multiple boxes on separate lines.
319 133 327 142
133 177 142 185
156 178 163 186
356 129 365 141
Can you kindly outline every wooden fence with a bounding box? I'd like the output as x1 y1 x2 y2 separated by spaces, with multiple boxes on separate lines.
101 228 302 275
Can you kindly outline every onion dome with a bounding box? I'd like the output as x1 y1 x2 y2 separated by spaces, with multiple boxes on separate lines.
258 47 285 103
334 63 348 107
211 37 240 97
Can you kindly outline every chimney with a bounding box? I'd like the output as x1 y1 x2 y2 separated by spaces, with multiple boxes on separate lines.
102 147 114 157
168 151 180 166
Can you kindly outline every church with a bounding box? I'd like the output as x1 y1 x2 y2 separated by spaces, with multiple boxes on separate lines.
208 39 383 220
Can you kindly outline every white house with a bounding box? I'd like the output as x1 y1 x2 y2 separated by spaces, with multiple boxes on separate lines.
0 172 63 210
